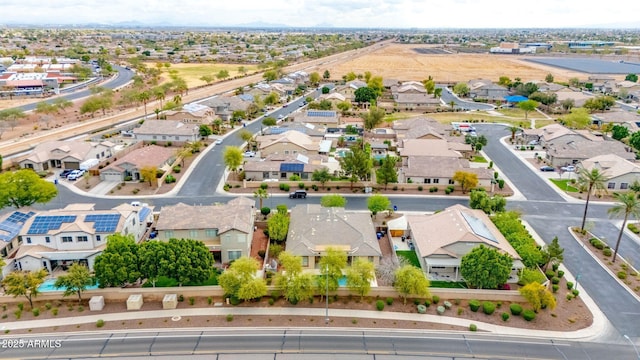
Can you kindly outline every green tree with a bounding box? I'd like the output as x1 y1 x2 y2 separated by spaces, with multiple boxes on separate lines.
336 101 351 114
541 236 564 272
267 212 289 243
338 145 372 182
223 146 244 174
216 69 230 80
545 73 554 83
2 269 47 309
361 106 386 131
253 187 268 209
561 98 575 112
53 98 72 113
200 75 214 84
514 82 539 97
528 92 558 106
367 76 384 96
139 166 158 187
452 171 478 194
263 70 278 81
629 132 640 151
199 124 212 137
498 76 512 87
309 72 321 86
519 282 557 312
577 167 610 230
433 87 443 98
453 82 469 97
518 100 539 121
611 124 630 140
53 263 94 303
345 71 357 82
262 117 277 126
93 234 140 287
422 77 435 94
219 256 266 301
460 245 513 289
0 169 57 209
393 265 430 305
376 155 398 190
608 192 640 263
312 168 331 188
323 70 330 80
354 86 378 104
320 194 347 207
367 194 391 218
625 73 638 82
167 239 213 285
138 241 173 287
346 258 375 301
35 101 57 116
561 107 591 129
0 108 26 130
275 251 315 304
317 247 348 298
469 190 506 214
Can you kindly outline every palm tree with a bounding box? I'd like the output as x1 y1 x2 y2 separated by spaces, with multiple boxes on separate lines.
507 126 520 141
448 100 456 110
253 188 268 209
137 91 150 117
154 88 166 109
577 168 610 231
608 192 640 262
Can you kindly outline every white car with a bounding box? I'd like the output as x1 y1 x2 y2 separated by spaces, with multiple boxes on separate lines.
215 139 223 145
66 170 84 181
561 165 576 172
244 151 256 158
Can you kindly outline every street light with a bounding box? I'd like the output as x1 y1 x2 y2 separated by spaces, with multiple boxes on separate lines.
624 335 640 360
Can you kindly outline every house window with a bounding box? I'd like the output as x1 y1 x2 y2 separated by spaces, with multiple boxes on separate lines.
62 236 73 243
433 179 440 184
448 179 455 185
26 237 31 244
77 236 88 242
263 172 269 179
205 229 218 237
175 136 179 140
607 182 615 189
293 150 298 154
164 231 174 240
189 230 199 238
152 135 157 140
228 250 242 261
45 236 50 243
281 172 287 178
284 150 289 155
621 183 629 190
96 235 101 241
301 173 309 179
424 179 431 184
301 256 309 267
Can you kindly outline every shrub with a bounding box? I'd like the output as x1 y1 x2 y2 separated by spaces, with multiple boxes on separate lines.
552 263 559 272
268 298 275 306
32 308 40 317
510 304 523 316
483 301 496 315
413 299 421 305
469 324 477 331
551 277 560 285
430 186 438 193
424 300 431 307
17 303 24 311
279 183 290 191
14 310 21 319
45 303 52 310
417 304 427 314
96 319 105 328
52 308 58 316
443 301 452 309
432 295 440 304
289 175 300 181
172 165 181 173
552 284 559 293
628 223 640 234
557 270 564 278
207 297 213 305
178 294 184 302
78 305 84 312
522 310 536 321
566 294 574 301
260 183 268 189
298 182 305 189
469 299 481 312
189 297 195 305
501 312 510 321
545 270 556 279
226 314 234 322
258 250 266 258
229 296 241 306
417 185 423 191
603 248 612 256
436 306 445 315
376 300 385 311
164 175 176 183
386 297 394 305
572 289 580 297
566 282 574 290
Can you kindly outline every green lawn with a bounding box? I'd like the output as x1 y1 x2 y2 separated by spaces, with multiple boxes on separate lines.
142 271 219 288
430 281 467 289
396 250 421 268
549 179 580 193
471 155 488 163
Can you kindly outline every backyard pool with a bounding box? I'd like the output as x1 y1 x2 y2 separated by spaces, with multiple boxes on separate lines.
38 278 100 292
316 275 347 287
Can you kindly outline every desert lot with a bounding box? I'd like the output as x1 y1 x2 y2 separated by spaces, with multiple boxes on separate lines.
329 44 610 83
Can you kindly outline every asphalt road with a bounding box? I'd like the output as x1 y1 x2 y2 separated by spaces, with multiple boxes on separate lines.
437 85 495 111
0 329 635 360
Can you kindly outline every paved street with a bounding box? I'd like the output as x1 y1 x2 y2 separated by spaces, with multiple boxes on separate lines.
436 85 495 111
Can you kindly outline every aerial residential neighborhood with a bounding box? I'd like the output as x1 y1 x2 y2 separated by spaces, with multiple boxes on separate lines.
1 18 640 359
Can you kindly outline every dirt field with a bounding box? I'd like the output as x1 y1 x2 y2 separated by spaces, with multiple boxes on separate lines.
153 63 260 88
329 44 595 83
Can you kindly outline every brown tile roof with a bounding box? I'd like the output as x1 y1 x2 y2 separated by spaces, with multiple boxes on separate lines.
133 120 199 136
156 198 254 234
103 145 175 172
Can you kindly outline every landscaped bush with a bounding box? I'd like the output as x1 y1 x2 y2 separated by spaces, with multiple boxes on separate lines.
628 223 640 234
376 300 385 311
469 299 481 312
501 312 510 321
424 300 431 307
172 165 181 173
603 248 613 257
618 271 627 279
386 297 394 305
482 301 496 315
226 314 234 322
436 306 445 315
509 304 523 316
551 277 560 285
492 212 545 268
32 308 40 317
432 295 440 304
268 298 275 306
229 296 241 306
566 282 574 290
429 186 438 193
557 270 564 278
469 324 477 331
572 289 580 297
52 308 58 316
298 182 305 189
522 309 536 321
279 183 290 191
260 183 268 189
443 301 452 309
417 305 427 314
96 319 105 328
545 269 556 279
589 238 605 250
164 175 176 183
189 297 195 305
552 284 559 293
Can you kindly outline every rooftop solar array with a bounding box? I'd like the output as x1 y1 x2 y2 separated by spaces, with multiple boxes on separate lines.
85 214 121 233
307 111 336 117
461 212 498 244
280 163 304 172
0 211 35 242
27 215 77 235
138 207 151 222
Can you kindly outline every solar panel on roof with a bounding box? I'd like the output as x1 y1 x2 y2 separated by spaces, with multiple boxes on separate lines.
27 215 77 235
307 111 336 117
280 163 304 172
85 214 120 233
461 212 498 243
138 207 151 222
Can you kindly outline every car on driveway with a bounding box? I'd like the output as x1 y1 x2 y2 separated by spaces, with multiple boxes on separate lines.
539 166 555 172
561 165 576 172
66 170 84 181
289 190 307 199
60 169 74 178
243 151 256 158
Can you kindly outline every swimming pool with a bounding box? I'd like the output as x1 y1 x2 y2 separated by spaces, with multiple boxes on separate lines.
316 275 347 287
38 278 100 292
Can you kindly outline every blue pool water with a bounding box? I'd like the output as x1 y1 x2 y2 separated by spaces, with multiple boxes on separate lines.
38 278 100 292
316 275 347 287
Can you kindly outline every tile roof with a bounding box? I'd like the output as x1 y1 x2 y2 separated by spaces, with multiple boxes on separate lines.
133 120 199 136
156 198 254 234
400 139 462 158
579 154 640 179
102 145 176 172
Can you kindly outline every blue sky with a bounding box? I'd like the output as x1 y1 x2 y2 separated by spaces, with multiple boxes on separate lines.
1 0 639 28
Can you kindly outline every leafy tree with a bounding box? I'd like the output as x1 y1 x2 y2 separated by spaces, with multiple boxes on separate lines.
309 72 321 86
53 263 94 303
238 129 253 144
376 155 398 190
469 190 506 214
498 76 512 87
394 265 430 304
0 108 26 130
345 71 357 82
608 192 640 263
346 258 375 300
338 146 372 182
219 256 266 301
541 236 564 272
167 239 213 285
452 171 478 194
317 247 348 298
561 107 592 129
321 86 330 94
216 69 230 80
625 73 638 82
320 194 347 207
336 101 351 114
275 251 315 304
611 124 630 140
354 86 378 104
514 82 539 97
323 70 330 80
518 100 539 121
312 168 331 188
433 87 443 98
139 166 158 187
630 132 640 151
35 101 57 116
223 146 244 174
577 167 610 230
0 169 57 209
545 73 554 83
263 70 278 81
507 126 520 141
528 92 557 106
262 117 277 126
138 241 174 287
453 82 469 97
460 245 513 289
200 75 214 84
267 212 289 243
367 76 384 96
253 187 268 209
367 194 391 218
561 98 575 112
465 134 488 152
361 106 386 131
2 269 47 309
93 234 140 287
199 124 212 137
422 77 435 94
519 282 556 312
52 98 73 113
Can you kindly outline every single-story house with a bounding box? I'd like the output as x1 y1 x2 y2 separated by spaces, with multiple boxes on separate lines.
406 204 524 282
256 130 321 157
155 197 255 264
546 138 635 167
133 120 200 143
243 153 328 181
100 145 176 182
163 103 215 124
19 140 116 172
579 154 640 192
468 79 509 101
293 110 340 126
401 156 494 187
286 204 382 270
399 139 468 159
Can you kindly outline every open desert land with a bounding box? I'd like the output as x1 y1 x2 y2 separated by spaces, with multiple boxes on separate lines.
152 63 260 88
329 43 600 82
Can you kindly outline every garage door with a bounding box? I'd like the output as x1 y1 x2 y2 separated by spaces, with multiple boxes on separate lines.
102 173 122 182
63 162 79 170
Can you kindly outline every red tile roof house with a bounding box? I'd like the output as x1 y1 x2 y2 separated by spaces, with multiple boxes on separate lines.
99 145 176 182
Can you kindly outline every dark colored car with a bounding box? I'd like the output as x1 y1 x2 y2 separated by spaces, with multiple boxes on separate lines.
289 190 307 199
540 166 555 172
59 169 74 178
